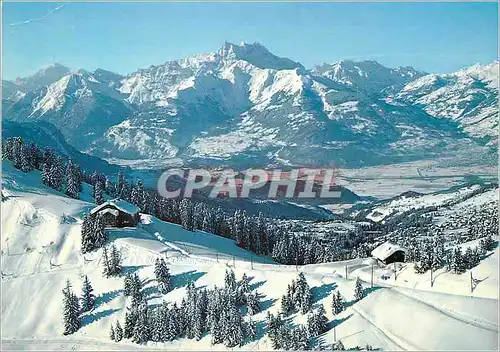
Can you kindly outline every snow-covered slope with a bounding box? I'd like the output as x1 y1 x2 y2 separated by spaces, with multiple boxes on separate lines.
2 120 122 175
2 161 498 350
3 43 497 169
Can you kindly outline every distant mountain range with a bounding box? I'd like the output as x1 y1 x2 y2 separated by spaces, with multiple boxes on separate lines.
3 42 498 169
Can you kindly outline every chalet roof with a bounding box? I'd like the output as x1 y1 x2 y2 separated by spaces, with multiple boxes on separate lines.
371 241 407 261
90 199 140 216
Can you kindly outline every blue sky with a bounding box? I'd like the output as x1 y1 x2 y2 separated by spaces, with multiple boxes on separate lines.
2 2 498 80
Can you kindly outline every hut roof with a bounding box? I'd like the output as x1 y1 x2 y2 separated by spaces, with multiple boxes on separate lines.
371 241 407 261
90 199 140 216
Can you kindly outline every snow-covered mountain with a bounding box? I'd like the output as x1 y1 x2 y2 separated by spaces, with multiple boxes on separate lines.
394 61 499 146
3 43 498 168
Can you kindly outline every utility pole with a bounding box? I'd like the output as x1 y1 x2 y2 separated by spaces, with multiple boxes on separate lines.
333 324 337 342
371 265 374 288
394 261 397 281
430 266 433 287
295 255 298 273
216 252 219 263
470 272 473 294
345 265 348 280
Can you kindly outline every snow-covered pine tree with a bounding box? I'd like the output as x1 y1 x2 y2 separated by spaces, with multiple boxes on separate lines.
246 291 261 315
62 280 81 335
130 180 144 209
2 137 14 160
105 176 115 197
272 230 290 264
281 293 292 315
132 299 150 344
11 137 23 170
244 317 257 340
130 273 144 304
451 247 464 274
93 214 107 249
432 236 446 270
109 244 122 276
124 306 137 339
124 273 133 296
224 268 237 293
336 290 344 314
109 324 115 341
102 246 111 277
41 147 56 185
94 181 104 205
354 277 364 301
154 258 171 294
266 312 284 350
296 273 313 314
65 159 80 199
115 321 123 342
221 303 245 348
293 325 310 350
19 144 33 173
80 275 95 312
210 318 222 345
307 305 328 337
50 156 64 191
80 214 94 254
332 290 343 315
480 234 494 252
180 198 194 231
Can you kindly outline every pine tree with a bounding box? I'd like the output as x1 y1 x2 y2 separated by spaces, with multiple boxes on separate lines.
116 170 126 199
124 273 133 296
62 280 81 335
154 258 171 294
102 246 111 277
19 144 32 173
132 299 150 344
50 156 64 191
224 269 237 292
307 305 328 337
180 198 194 231
65 159 80 199
109 324 116 341
80 275 95 312
246 292 261 315
124 307 137 339
94 181 104 205
295 273 313 314
93 215 107 249
221 303 245 348
11 137 23 170
354 277 364 301
80 214 94 254
281 293 292 315
108 244 122 276
332 290 344 315
480 235 494 252
432 236 446 270
245 318 257 340
451 247 464 274
115 321 123 342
